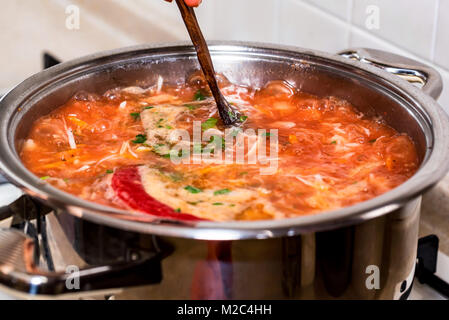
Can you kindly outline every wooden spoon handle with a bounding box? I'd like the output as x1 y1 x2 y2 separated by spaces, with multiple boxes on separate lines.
175 0 220 96
175 0 237 125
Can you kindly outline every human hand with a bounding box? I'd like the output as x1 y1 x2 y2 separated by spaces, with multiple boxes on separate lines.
165 0 202 7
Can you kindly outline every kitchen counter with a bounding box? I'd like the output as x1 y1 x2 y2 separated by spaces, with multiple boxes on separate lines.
421 175 449 255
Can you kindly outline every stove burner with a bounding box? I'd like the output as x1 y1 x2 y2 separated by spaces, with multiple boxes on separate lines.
416 235 449 298
0 195 166 296
43 52 61 69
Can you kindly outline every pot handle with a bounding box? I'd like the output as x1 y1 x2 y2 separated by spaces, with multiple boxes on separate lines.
339 48 443 100
0 228 163 297
0 177 23 221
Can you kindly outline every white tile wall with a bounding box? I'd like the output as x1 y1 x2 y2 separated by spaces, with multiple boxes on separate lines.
351 0 438 60
435 0 449 70
303 0 352 20
199 0 449 111
1 0 449 111
212 0 278 43
278 0 349 52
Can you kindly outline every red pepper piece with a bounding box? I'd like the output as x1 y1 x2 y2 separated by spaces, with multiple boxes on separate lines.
111 167 206 222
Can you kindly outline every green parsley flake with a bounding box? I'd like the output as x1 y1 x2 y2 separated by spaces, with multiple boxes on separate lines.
184 186 203 194
210 135 225 150
214 189 231 196
185 104 198 111
130 112 140 120
202 118 218 131
194 90 206 101
132 134 147 144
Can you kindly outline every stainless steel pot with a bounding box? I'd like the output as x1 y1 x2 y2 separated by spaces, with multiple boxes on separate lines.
0 42 448 299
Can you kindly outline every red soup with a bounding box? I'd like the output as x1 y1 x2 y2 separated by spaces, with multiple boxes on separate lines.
20 78 419 221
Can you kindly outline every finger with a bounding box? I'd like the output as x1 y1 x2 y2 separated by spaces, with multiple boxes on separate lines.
184 0 202 7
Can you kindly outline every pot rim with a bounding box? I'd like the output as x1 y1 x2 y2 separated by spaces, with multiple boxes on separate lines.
1 41 449 240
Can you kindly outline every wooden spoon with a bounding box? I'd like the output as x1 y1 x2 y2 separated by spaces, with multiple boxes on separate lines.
175 0 241 126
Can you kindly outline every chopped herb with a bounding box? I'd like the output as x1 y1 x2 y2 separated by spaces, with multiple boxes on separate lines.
210 135 225 150
202 135 225 154
130 112 140 120
175 208 181 213
229 204 236 207
239 171 249 176
40 176 50 180
165 125 173 130
214 189 231 196
132 134 147 144
331 141 337 145
161 149 189 159
202 147 214 155
240 115 248 122
263 132 273 137
63 178 70 183
202 118 218 131
369 139 377 143
143 106 154 110
184 186 203 194
106 170 114 174
185 104 198 111
177 150 190 159
188 201 202 206
169 172 183 182
213 203 224 206
194 90 206 101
